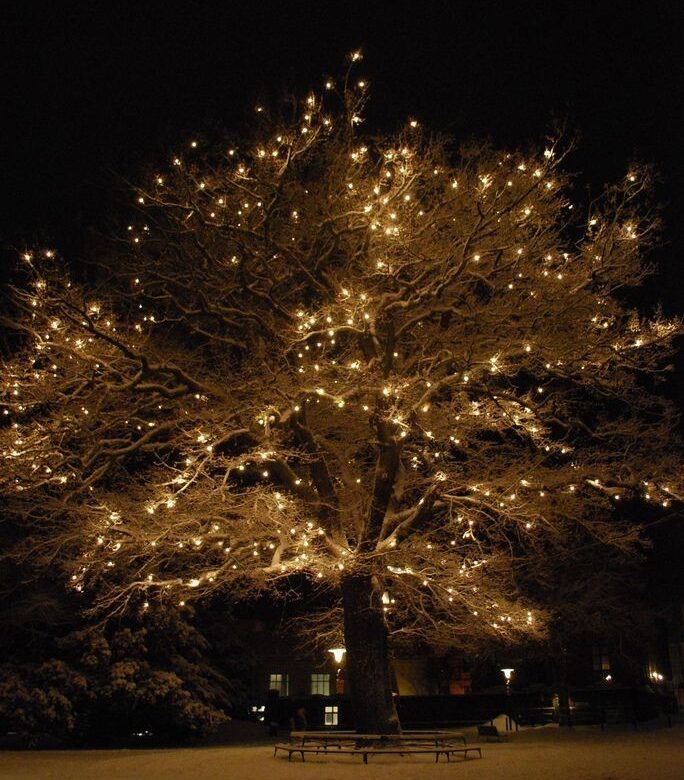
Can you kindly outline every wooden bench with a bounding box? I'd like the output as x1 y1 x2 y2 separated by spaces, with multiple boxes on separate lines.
477 724 508 742
274 742 483 763
288 729 466 748
402 730 467 745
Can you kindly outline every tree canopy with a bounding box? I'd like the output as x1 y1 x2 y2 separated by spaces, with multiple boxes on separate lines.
2 54 682 730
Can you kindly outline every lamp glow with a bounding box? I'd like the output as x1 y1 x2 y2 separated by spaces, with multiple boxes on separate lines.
329 647 346 664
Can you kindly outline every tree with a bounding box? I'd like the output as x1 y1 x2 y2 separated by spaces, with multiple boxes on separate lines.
0 608 233 745
1 54 682 733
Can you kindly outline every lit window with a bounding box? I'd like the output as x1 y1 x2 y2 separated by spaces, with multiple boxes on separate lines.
310 673 330 695
324 705 339 726
592 646 610 673
269 673 289 696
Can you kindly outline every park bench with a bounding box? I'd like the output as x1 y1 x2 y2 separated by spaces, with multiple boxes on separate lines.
277 731 474 764
402 729 467 745
288 729 466 748
274 742 483 763
477 723 508 742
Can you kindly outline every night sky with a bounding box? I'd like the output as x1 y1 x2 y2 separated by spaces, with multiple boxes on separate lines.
2 3 683 321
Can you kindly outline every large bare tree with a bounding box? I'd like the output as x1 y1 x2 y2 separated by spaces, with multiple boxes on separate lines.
2 56 682 732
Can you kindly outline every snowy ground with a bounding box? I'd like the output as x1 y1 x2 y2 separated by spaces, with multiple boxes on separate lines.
2 724 683 780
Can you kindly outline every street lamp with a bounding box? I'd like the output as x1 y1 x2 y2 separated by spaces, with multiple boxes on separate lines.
328 647 347 694
501 667 514 690
328 647 346 665
501 667 515 731
329 647 346 695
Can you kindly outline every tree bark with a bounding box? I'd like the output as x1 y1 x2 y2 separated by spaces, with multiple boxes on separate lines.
341 574 401 734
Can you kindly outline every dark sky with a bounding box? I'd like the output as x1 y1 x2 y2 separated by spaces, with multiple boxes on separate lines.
2 2 682 305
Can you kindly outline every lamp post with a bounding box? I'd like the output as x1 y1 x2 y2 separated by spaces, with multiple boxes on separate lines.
501 667 514 731
329 647 346 694
501 667 514 691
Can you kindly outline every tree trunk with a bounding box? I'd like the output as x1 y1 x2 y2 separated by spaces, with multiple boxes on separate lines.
341 574 401 734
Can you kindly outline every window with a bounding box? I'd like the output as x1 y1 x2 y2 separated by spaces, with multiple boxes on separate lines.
269 673 289 695
310 673 330 695
324 705 339 726
592 646 610 674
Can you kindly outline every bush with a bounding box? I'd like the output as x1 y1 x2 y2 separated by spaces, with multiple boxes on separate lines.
0 608 234 744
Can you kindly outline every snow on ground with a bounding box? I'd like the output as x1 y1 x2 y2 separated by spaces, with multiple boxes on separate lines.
2 724 683 780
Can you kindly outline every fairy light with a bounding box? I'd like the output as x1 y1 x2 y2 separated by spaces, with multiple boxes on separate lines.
1 59 680 669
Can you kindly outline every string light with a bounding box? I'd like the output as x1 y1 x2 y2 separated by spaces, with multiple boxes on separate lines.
0 58 680 658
